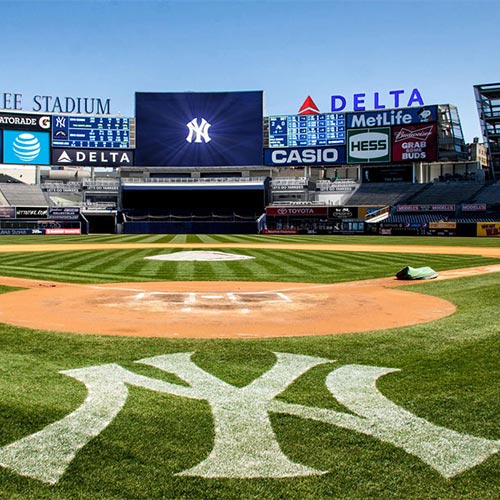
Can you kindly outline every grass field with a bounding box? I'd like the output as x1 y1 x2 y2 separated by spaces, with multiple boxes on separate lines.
0 235 498 499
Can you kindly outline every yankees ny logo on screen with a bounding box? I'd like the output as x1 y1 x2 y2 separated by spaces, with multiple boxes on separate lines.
0 352 498 484
186 118 212 143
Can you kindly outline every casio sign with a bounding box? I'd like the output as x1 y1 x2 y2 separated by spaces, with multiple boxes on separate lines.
268 147 342 165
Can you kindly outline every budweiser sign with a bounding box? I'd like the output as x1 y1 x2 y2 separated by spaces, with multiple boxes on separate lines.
392 123 437 162
394 125 434 143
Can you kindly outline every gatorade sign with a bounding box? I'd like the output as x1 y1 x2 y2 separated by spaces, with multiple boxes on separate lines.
347 128 390 163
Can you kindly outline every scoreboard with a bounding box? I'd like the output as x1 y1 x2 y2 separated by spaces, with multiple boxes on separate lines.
268 113 345 147
51 115 132 149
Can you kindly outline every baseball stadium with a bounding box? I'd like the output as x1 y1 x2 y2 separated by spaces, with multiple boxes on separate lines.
0 88 499 499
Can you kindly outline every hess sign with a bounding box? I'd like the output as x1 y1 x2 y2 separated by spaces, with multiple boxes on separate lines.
347 128 390 163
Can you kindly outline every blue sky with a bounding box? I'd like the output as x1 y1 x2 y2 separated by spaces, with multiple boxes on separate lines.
2 0 499 142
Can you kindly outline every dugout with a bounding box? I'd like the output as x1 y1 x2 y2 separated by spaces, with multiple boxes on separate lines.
120 177 270 234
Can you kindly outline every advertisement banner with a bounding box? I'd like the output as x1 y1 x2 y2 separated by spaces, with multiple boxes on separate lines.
328 207 359 218
3 130 50 165
266 206 328 216
15 206 48 219
52 148 134 167
49 207 81 220
397 204 456 212
477 222 500 237
264 146 345 166
45 228 82 235
135 91 263 167
347 128 390 163
261 229 299 235
392 123 437 162
0 112 51 131
429 221 457 229
462 203 487 211
347 106 438 128
0 207 15 218
0 229 44 235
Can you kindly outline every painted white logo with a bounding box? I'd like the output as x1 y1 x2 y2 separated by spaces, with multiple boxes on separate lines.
0 352 497 484
186 118 212 143
12 133 41 162
57 150 72 163
55 116 66 128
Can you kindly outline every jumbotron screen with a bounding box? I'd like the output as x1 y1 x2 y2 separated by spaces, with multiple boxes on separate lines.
135 91 263 166
268 113 345 148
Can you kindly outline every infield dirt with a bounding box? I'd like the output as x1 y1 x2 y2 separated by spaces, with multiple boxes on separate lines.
0 240 498 338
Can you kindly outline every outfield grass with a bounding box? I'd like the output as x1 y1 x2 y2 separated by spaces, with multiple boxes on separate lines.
0 233 500 247
0 235 498 499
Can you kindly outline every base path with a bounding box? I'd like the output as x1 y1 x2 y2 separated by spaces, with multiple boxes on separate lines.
0 264 498 338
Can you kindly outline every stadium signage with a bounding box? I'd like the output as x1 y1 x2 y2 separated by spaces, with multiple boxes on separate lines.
347 128 390 163
329 207 358 218
264 147 345 166
15 206 48 219
347 106 437 128
462 203 486 211
52 148 134 167
49 207 81 220
331 88 424 112
397 204 456 212
0 207 15 218
0 92 111 114
392 123 437 162
266 206 328 216
0 352 497 484
0 112 51 131
3 130 51 165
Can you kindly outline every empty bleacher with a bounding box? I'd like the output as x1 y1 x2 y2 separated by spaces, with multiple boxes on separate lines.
384 213 498 224
346 182 425 206
408 182 484 205
469 182 500 204
0 183 48 206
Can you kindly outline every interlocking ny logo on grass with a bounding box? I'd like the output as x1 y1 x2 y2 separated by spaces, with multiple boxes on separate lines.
0 352 498 484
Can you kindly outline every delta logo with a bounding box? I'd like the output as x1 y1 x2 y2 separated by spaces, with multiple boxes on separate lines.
298 96 320 115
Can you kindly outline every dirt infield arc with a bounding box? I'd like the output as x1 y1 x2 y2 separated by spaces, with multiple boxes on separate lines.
0 277 455 338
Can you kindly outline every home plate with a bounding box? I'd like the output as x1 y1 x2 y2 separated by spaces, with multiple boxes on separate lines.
145 251 255 261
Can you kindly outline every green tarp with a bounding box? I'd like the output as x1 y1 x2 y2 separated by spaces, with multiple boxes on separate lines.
396 266 439 280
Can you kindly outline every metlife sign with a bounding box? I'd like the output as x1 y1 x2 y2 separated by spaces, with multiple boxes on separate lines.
347 106 438 129
264 146 345 166
52 148 134 167
347 128 391 164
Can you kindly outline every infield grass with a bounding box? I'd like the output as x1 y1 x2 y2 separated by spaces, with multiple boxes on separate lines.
0 235 498 499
